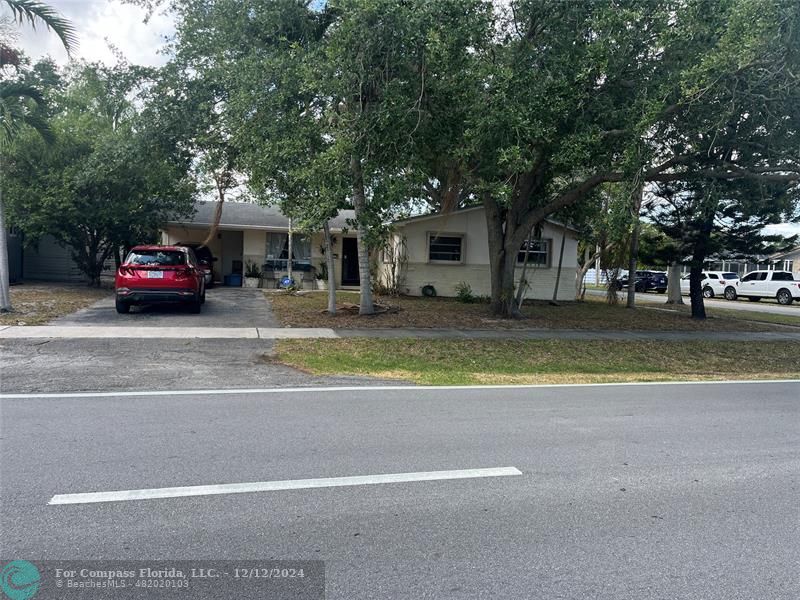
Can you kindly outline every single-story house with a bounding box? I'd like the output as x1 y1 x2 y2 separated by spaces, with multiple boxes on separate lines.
162 202 578 300
380 206 579 301
161 202 359 288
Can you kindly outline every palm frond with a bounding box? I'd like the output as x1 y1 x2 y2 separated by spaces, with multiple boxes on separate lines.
0 81 46 106
0 81 54 148
21 111 53 144
3 0 77 54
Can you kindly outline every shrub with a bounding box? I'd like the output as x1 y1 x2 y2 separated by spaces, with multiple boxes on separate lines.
454 281 476 303
245 261 262 278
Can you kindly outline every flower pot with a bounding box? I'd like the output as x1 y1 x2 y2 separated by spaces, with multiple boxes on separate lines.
316 278 328 291
243 277 260 288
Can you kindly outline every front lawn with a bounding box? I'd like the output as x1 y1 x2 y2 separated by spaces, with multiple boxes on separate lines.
0 284 109 326
273 339 800 385
269 290 780 331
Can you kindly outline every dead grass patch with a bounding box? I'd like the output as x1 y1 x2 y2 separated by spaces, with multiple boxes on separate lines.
0 284 110 326
269 290 779 332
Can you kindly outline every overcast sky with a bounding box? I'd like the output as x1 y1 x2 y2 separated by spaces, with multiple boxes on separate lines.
15 0 174 67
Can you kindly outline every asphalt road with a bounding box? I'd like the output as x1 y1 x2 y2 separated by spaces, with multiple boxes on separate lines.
2 382 798 599
587 288 800 316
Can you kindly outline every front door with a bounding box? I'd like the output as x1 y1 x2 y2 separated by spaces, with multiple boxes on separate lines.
341 237 360 286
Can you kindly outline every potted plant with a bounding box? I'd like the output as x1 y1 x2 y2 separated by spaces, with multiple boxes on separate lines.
315 262 328 290
244 261 262 288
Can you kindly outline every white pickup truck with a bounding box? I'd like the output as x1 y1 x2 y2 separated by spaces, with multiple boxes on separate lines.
735 270 800 305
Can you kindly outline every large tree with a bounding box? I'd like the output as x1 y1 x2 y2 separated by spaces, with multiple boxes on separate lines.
0 0 75 311
3 63 196 285
410 0 800 317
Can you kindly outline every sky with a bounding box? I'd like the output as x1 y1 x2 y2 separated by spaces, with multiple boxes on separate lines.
14 0 174 67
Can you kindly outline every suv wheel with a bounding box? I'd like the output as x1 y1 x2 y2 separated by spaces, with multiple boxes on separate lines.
189 292 202 314
115 298 130 314
702 286 714 298
777 289 793 305
724 286 737 301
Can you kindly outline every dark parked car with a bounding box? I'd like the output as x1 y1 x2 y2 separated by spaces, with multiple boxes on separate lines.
615 270 668 293
176 242 217 287
115 245 205 314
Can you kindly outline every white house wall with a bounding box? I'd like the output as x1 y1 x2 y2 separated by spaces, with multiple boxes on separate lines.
389 212 579 301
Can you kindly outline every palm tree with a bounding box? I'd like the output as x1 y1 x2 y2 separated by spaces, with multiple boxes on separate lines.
2 0 76 54
0 0 75 312
0 82 53 145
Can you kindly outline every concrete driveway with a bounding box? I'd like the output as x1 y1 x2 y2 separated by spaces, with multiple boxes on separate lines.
51 287 279 328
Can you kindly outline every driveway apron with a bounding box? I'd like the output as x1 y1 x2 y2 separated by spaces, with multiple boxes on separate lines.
49 287 278 328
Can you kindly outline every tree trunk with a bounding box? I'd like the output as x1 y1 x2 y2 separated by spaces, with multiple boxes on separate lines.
0 194 12 312
689 264 706 319
626 186 644 309
665 262 684 304
350 155 374 315
551 225 567 304
202 180 225 247
576 246 590 300
323 220 336 315
688 206 715 320
484 195 526 318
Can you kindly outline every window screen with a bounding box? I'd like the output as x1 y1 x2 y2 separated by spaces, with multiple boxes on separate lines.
517 240 550 266
429 236 463 262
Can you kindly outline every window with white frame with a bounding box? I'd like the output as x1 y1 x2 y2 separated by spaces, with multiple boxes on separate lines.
427 234 464 263
264 233 311 265
517 239 550 267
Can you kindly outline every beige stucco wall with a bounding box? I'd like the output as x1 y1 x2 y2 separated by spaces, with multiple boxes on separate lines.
243 230 266 272
383 210 579 301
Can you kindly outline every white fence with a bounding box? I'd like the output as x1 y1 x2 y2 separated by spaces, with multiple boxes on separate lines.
582 268 627 285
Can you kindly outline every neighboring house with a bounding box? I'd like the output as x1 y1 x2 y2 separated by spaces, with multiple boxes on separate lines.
6 230 23 284
766 246 799 277
379 206 579 301
161 201 358 288
20 234 85 283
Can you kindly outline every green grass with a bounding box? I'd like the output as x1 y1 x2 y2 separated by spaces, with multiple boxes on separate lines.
705 307 800 328
273 339 800 385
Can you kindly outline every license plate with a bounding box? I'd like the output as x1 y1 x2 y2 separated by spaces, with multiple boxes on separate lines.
147 270 164 279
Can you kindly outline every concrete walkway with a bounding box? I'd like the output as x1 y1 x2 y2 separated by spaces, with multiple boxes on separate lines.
2 325 800 341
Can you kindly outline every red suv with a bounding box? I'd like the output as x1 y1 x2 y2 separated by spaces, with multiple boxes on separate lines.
115 245 206 314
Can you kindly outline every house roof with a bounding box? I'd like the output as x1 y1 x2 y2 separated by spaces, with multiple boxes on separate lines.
768 246 800 261
392 205 581 233
167 201 355 232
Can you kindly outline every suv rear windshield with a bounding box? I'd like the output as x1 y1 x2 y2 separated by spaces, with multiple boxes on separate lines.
126 250 186 266
772 271 795 281
722 273 738 279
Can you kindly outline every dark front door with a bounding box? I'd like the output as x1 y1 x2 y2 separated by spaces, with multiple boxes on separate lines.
341 237 360 286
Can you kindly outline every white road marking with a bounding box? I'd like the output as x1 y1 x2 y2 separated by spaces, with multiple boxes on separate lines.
48 467 523 505
1 379 797 399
